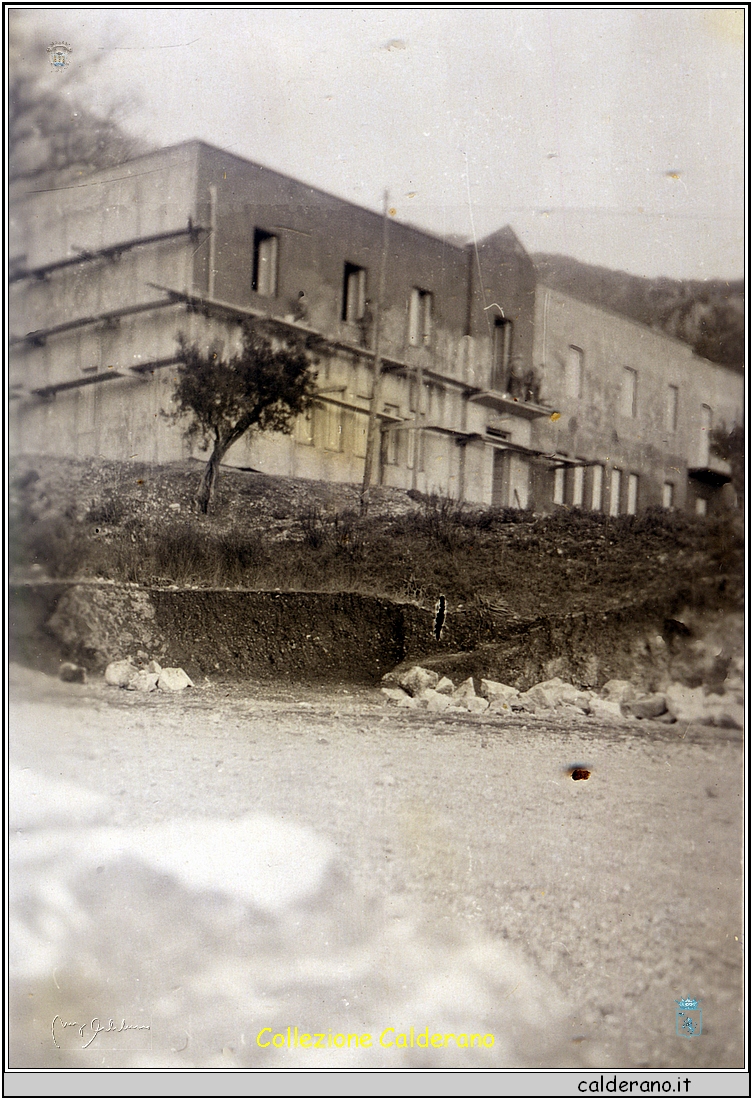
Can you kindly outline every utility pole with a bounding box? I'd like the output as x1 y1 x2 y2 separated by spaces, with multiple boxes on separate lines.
411 357 424 492
360 190 390 515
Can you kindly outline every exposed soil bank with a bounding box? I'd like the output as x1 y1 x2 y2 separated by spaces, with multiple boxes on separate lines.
10 582 726 690
10 584 403 683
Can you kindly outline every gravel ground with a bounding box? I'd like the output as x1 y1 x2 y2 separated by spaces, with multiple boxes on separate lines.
9 668 743 1069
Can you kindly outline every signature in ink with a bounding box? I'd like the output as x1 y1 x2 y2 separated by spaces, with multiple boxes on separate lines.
52 1015 151 1049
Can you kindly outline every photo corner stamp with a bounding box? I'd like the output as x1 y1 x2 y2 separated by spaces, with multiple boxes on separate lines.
47 42 72 71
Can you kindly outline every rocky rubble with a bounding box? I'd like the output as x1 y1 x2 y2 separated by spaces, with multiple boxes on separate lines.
381 669 744 729
101 658 193 693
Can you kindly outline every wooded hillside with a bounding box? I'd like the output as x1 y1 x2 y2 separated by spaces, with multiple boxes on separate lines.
534 254 744 372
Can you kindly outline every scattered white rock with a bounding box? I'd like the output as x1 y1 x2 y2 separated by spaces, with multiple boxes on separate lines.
396 666 439 697
380 664 741 729
381 686 418 709
147 659 163 674
420 688 451 713
435 676 456 695
105 659 139 688
452 677 477 703
487 698 518 715
157 667 193 692
587 697 626 723
479 679 519 702
465 696 490 715
127 671 160 692
520 677 567 709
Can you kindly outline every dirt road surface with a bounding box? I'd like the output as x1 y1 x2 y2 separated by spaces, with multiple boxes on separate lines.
9 667 743 1069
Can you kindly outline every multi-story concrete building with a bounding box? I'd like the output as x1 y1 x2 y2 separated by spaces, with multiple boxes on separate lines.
9 140 743 513
532 286 744 515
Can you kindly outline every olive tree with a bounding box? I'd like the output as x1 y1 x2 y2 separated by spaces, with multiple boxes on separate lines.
173 322 318 514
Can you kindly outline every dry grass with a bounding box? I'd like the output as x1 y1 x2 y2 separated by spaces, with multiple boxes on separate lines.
9 455 744 618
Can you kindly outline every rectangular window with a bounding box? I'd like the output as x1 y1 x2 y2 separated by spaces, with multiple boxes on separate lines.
294 407 314 446
493 318 513 391
565 346 584 399
609 468 622 516
699 404 712 465
620 367 637 418
383 404 400 465
409 288 433 347
666 385 679 432
662 482 675 510
572 463 585 507
353 411 368 458
323 403 342 451
252 230 278 297
627 473 639 515
553 465 565 505
342 263 366 322
591 464 603 511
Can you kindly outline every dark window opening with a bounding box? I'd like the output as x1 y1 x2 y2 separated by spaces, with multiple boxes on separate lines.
342 263 366 322
252 229 278 296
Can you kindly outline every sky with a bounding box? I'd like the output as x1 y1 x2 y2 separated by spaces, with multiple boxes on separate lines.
10 6 746 280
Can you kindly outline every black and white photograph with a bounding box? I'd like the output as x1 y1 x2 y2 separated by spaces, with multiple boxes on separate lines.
7 5 746 1092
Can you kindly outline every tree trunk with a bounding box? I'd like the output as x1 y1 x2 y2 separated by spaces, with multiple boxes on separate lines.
196 439 228 514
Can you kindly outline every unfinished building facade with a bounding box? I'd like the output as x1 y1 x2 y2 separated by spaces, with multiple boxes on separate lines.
9 140 743 513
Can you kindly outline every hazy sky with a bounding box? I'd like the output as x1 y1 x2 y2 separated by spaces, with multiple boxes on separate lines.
11 6 745 280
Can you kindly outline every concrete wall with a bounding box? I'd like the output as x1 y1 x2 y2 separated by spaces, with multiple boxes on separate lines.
531 286 743 514
9 145 203 464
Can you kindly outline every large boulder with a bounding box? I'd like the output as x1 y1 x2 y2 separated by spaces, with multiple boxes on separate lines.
104 659 139 688
47 585 164 670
